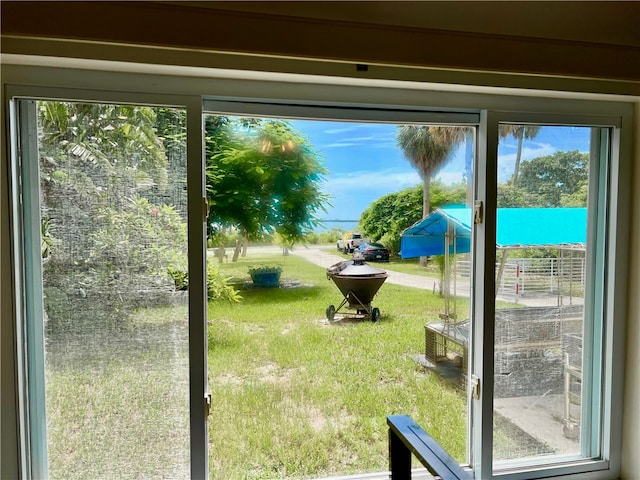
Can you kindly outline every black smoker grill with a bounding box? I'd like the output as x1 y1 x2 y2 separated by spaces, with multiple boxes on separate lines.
326 252 388 322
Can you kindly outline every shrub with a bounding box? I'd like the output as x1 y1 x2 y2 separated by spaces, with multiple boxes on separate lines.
167 266 189 291
247 265 283 276
207 264 242 302
43 198 188 333
379 232 401 257
167 265 242 303
303 228 345 244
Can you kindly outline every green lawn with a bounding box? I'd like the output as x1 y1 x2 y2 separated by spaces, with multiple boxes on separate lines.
45 307 191 479
44 251 470 480
207 252 468 479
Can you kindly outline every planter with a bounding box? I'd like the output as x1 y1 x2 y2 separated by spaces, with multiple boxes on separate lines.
249 270 282 287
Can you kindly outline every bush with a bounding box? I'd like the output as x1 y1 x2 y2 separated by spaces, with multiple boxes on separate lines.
247 265 283 276
379 232 401 257
43 198 188 333
167 265 242 303
207 264 242 302
303 228 345 244
167 266 189 291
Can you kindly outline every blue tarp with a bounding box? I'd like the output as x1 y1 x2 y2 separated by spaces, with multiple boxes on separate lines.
400 206 587 258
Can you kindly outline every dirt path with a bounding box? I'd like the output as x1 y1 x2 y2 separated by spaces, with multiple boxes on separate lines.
289 246 440 291
288 245 573 307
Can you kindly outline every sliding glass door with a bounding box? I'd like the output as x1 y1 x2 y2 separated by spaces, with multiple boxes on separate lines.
471 116 617 478
6 77 626 480
12 97 207 479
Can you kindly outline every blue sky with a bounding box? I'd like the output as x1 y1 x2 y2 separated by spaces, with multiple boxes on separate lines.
288 119 591 224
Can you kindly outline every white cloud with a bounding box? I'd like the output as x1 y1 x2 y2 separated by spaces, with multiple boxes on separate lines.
323 169 420 192
371 141 398 149
324 127 359 135
323 140 396 149
521 142 557 160
323 124 381 135
324 142 362 148
342 135 377 142
497 142 557 181
322 133 396 150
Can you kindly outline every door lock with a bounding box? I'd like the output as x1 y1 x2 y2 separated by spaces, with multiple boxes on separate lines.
471 375 481 400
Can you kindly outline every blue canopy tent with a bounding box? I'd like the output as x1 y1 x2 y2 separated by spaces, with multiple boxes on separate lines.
400 206 587 258
400 206 587 318
403 207 588 384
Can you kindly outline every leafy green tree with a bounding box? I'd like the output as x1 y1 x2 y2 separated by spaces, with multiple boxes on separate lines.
517 150 588 207
303 227 346 245
40 103 169 197
360 185 422 253
430 181 467 211
205 118 329 261
360 181 466 256
155 107 188 217
560 183 588 207
38 102 190 331
498 125 542 185
496 183 541 207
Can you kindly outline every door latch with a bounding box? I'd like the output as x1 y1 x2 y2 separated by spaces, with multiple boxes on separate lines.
204 392 212 418
473 201 483 224
471 375 481 400
202 197 209 223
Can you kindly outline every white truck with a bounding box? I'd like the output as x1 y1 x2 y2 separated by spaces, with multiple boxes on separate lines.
336 231 370 254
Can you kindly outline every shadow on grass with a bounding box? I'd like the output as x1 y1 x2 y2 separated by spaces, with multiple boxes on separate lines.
237 283 326 303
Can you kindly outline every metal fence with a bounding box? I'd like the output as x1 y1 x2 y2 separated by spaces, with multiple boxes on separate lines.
456 255 586 301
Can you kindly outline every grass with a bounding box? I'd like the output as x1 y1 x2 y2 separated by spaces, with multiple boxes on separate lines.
207 252 468 479
43 246 560 479
45 305 190 479
44 249 472 479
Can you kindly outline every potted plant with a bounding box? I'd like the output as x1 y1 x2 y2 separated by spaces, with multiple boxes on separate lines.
248 265 282 287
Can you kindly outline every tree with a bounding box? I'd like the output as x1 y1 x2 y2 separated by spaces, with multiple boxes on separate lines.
155 107 188 217
517 150 589 207
397 125 468 264
497 150 588 208
496 183 541 207
397 126 468 218
38 101 189 331
359 181 466 255
205 118 329 261
360 185 422 249
498 125 542 185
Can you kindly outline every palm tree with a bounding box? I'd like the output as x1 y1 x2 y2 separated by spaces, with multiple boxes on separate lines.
397 125 467 218
397 126 467 268
498 125 542 185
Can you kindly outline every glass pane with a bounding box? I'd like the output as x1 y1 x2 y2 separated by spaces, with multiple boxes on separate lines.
492 124 600 467
37 102 190 478
203 116 474 478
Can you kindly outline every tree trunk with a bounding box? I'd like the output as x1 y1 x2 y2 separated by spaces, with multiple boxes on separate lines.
465 130 474 206
241 236 248 257
232 236 243 262
495 250 509 297
512 131 524 185
216 240 225 263
420 176 431 266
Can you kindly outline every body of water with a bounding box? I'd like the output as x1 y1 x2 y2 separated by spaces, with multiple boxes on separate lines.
315 220 360 233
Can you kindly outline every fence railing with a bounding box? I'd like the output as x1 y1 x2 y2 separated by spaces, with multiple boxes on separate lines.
387 415 472 480
456 257 585 300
